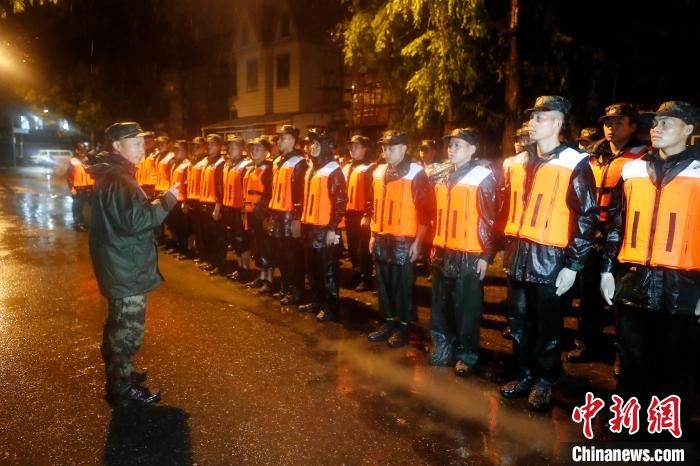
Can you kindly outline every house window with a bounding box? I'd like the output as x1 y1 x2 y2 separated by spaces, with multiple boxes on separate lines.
276 54 290 88
246 59 258 92
279 13 291 38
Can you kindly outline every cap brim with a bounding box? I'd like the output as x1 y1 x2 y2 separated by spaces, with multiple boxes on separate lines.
525 106 554 115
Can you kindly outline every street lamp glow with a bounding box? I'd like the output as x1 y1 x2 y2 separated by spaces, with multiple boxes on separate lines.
0 44 16 72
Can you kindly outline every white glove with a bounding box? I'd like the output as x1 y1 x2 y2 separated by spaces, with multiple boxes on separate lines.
555 267 577 296
600 272 615 306
695 299 700 323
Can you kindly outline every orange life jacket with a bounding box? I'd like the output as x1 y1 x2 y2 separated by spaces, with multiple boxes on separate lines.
200 157 225 204
433 165 492 253
170 159 191 201
370 162 423 237
187 158 209 201
618 158 700 270
70 157 94 188
343 163 372 212
590 145 647 223
223 159 252 209
243 163 269 213
155 152 175 192
302 161 342 227
141 153 158 187
504 148 588 248
269 155 304 212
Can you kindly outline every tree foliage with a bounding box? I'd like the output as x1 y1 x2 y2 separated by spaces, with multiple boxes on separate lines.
0 0 57 18
341 0 500 133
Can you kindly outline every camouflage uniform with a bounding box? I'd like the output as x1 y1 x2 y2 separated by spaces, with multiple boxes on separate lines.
101 295 147 394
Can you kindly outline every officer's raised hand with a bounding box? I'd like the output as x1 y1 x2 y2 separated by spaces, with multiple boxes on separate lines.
600 272 615 305
555 267 577 296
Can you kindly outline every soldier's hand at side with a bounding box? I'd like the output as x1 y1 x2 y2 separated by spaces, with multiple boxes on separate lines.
70 188 77 196
360 215 370 228
167 182 181 200
368 235 375 254
600 272 615 306
476 258 488 281
408 240 420 263
325 230 337 247
291 219 301 239
555 267 577 296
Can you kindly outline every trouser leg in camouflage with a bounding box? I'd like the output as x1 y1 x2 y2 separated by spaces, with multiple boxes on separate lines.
101 295 147 395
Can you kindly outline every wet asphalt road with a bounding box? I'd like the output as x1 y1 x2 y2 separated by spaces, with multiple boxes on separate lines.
0 166 689 465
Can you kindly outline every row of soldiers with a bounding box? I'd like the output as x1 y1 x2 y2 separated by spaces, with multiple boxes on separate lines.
70 95 700 416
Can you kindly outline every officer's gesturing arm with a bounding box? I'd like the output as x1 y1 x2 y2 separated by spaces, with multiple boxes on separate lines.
108 175 177 236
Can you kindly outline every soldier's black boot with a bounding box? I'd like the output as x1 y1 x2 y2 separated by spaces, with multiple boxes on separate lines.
387 324 409 348
500 375 535 399
527 379 553 412
428 331 453 366
106 384 160 408
368 320 396 342
280 287 301 305
316 307 336 322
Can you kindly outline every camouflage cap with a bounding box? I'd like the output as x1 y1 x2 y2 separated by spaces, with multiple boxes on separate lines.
276 124 300 139
643 101 699 125
305 128 334 148
442 128 479 146
348 134 370 147
262 134 279 144
378 130 408 146
206 133 223 145
173 139 188 149
599 103 638 123
104 122 150 142
526 95 572 116
155 135 170 144
192 136 206 145
577 127 601 143
226 134 246 146
248 137 272 151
